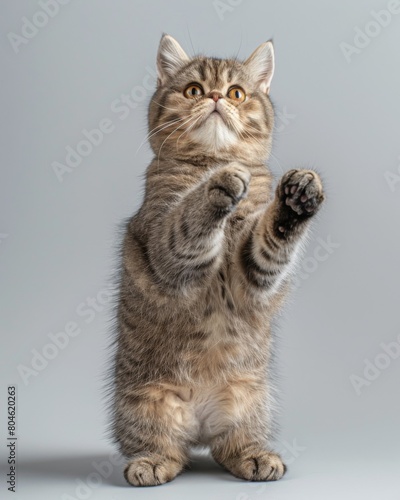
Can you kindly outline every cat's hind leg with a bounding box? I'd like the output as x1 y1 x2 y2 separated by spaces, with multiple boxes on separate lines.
212 431 286 482
115 384 194 486
206 378 286 482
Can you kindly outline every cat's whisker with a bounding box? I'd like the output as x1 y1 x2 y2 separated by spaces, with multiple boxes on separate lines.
268 152 285 174
157 115 199 167
238 127 278 171
176 113 203 150
146 114 189 138
236 123 267 152
242 119 282 172
136 116 186 154
146 116 186 138
185 25 196 57
151 99 177 112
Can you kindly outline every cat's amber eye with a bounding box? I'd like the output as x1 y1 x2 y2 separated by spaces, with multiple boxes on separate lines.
227 86 246 103
184 84 204 99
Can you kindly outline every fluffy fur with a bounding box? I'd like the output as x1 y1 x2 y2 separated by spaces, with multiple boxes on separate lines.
110 34 324 486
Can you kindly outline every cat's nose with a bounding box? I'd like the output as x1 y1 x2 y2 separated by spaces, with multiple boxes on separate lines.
208 92 223 102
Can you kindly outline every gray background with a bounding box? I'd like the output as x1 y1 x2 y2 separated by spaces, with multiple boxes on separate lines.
1 0 399 498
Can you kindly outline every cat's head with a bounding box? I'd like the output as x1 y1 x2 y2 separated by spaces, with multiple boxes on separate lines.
148 34 275 164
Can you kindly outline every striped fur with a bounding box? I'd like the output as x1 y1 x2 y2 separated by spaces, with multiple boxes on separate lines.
111 35 324 486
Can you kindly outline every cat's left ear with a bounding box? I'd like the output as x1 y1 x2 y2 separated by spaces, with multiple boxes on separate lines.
244 40 275 94
157 34 190 86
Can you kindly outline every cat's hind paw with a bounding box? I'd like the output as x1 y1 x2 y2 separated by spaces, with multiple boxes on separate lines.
124 454 183 487
221 450 286 482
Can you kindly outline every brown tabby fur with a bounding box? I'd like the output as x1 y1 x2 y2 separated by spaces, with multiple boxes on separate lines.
111 34 324 486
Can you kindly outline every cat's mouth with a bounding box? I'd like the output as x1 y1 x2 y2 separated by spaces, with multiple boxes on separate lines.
210 110 222 119
208 107 224 121
196 102 229 129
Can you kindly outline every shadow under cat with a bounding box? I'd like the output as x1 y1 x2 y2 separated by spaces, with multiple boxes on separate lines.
12 451 239 488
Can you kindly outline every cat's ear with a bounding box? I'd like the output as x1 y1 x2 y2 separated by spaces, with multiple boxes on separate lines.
244 40 275 94
157 34 190 86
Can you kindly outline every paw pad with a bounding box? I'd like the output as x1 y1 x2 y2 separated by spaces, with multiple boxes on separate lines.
280 169 324 217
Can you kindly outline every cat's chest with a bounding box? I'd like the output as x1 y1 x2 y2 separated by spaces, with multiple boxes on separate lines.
192 296 249 366
202 309 234 344
191 313 242 378
198 274 262 344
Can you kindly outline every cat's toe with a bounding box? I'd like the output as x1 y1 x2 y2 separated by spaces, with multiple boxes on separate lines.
280 169 324 217
249 452 286 481
208 164 251 210
124 455 182 487
222 450 286 482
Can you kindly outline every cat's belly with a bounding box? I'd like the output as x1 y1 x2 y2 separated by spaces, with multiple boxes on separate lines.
173 312 267 442
191 381 254 444
150 311 269 444
161 379 258 445
158 312 266 444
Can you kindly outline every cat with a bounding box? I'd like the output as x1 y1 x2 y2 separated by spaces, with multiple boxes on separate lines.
111 34 324 487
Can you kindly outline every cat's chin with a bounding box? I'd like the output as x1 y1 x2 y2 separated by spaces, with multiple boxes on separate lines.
195 112 237 151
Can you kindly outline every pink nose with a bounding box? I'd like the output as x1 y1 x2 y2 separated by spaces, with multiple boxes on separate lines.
209 92 222 102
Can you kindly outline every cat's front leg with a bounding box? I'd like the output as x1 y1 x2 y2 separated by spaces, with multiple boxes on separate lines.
147 163 250 292
206 163 251 216
237 169 324 292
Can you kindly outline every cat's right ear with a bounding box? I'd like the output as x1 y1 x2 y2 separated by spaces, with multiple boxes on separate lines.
157 34 190 86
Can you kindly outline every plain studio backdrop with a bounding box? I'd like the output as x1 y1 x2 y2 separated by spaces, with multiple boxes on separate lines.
1 1 399 499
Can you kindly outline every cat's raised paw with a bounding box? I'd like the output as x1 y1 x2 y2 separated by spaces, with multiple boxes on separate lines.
224 450 286 482
207 163 251 212
279 169 324 217
124 454 182 487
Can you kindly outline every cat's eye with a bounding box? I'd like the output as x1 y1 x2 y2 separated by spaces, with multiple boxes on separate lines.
227 86 246 103
184 84 204 99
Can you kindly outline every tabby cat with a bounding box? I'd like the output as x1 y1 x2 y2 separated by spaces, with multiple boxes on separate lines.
112 34 324 486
